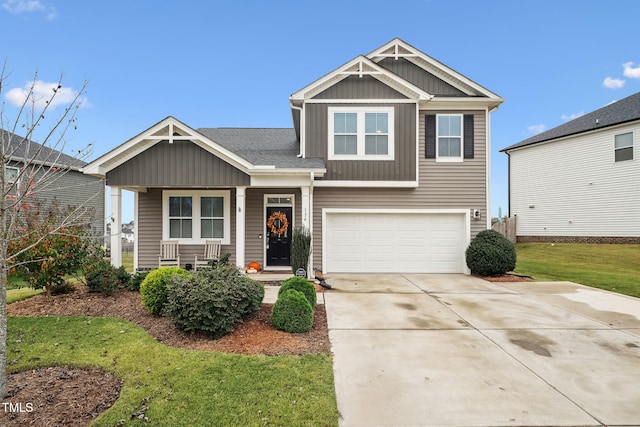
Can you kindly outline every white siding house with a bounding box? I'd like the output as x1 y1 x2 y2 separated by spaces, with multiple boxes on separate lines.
502 91 640 243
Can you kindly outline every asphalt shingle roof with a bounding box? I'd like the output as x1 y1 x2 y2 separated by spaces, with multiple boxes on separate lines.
197 127 325 169
501 91 640 152
1 129 87 168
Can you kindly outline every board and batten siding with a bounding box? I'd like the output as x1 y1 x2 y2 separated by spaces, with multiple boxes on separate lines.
305 103 416 181
312 110 488 267
137 188 237 270
106 140 250 187
378 57 467 96
509 122 640 237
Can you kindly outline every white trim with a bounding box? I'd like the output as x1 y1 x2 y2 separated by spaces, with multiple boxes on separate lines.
110 186 122 267
435 113 464 162
4 165 19 183
236 187 246 269
263 194 295 270
313 179 419 188
328 106 395 161
133 191 139 271
321 208 471 274
305 98 418 104
162 189 231 245
485 107 492 228
614 131 634 162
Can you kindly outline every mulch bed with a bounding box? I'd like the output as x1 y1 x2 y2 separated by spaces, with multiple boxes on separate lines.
3 285 331 426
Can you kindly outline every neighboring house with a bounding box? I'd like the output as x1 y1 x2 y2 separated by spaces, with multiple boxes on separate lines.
501 91 640 243
84 38 503 273
2 129 105 236
122 221 135 243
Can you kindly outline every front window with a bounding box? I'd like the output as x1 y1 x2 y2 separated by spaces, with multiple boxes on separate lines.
614 132 633 162
201 196 224 239
437 114 462 160
169 196 192 238
163 190 230 244
328 107 394 160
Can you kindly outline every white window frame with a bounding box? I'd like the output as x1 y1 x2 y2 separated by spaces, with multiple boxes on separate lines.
328 106 394 161
614 131 634 162
5 166 19 183
436 113 464 163
162 190 231 244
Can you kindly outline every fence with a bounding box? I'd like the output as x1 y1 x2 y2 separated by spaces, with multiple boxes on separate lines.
492 215 517 243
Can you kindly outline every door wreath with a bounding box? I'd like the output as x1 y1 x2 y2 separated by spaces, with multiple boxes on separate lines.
267 211 289 237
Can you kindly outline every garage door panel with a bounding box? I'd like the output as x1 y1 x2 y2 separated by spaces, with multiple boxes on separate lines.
326 212 466 273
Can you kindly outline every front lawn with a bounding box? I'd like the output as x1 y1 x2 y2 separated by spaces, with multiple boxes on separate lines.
6 287 44 304
8 316 338 426
514 243 640 298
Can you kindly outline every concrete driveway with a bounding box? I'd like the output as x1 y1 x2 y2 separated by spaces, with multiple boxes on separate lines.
322 274 640 427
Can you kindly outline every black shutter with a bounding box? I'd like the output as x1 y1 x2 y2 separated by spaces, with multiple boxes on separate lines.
425 115 436 158
463 114 474 159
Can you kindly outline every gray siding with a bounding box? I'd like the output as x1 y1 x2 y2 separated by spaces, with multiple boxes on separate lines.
10 162 105 236
305 103 416 181
137 188 237 270
378 58 467 96
313 75 408 99
106 140 250 187
312 110 488 267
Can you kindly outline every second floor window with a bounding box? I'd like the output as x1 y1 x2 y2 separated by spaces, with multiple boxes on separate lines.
614 132 633 162
328 107 394 160
437 114 463 160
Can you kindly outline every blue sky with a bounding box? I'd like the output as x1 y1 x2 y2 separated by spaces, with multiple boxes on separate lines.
2 0 640 222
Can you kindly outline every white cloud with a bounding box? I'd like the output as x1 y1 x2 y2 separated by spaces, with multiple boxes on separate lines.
561 111 584 121
623 62 640 79
528 124 546 135
2 0 56 20
5 80 90 110
603 77 625 89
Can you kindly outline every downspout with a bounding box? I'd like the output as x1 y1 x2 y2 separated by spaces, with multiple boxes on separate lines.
308 171 314 279
290 102 305 158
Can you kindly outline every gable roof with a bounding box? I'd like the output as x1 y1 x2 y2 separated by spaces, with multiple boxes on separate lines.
502 91 640 152
1 129 87 170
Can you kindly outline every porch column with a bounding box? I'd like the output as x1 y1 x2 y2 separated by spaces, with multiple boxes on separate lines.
110 186 122 267
235 187 246 270
301 185 312 277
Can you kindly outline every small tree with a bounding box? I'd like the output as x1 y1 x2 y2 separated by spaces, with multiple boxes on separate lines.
8 199 95 298
0 65 94 397
290 226 311 275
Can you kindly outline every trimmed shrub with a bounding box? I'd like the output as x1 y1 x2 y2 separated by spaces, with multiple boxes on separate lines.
140 267 191 315
84 259 130 296
126 271 149 292
465 229 517 276
164 265 265 338
271 289 314 333
279 276 317 307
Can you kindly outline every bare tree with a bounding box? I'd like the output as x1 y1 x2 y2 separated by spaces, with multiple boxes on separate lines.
0 64 100 397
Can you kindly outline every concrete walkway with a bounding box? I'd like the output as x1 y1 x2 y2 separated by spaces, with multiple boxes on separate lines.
323 274 640 427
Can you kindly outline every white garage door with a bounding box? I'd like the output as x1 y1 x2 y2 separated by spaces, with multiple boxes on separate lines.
325 212 466 273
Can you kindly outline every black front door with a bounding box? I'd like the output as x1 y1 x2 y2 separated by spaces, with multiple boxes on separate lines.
266 206 292 267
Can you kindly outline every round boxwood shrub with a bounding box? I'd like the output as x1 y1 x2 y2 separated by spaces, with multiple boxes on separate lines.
271 289 314 333
164 265 265 338
278 276 317 307
465 229 516 276
140 267 191 315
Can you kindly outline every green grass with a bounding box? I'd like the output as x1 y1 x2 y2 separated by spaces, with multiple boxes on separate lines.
6 287 44 304
514 243 640 298
122 251 134 272
8 316 338 426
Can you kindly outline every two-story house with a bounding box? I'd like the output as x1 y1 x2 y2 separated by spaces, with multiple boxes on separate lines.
2 129 105 236
84 38 503 273
501 90 640 243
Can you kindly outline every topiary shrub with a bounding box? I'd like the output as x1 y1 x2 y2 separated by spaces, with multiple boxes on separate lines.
164 265 265 338
271 289 314 333
140 267 191 315
290 226 312 275
278 276 317 307
465 229 516 276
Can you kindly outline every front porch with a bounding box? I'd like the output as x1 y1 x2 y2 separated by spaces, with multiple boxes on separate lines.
109 185 314 275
